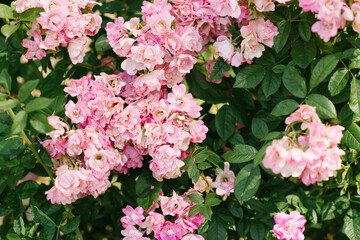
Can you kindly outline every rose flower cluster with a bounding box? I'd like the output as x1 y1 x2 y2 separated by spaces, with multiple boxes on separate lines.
263 105 345 185
121 191 205 240
41 72 208 204
273 211 307 240
14 0 102 64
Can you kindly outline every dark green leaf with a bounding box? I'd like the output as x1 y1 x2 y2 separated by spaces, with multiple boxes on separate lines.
282 65 307 98
274 21 291 53
215 105 236 140
305 94 337 119
322 196 350 221
328 68 348 96
261 70 281 98
188 193 204 204
32 206 57 227
210 58 230 81
61 216 80 234
188 204 203 217
310 54 339 89
26 97 54 112
208 217 227 240
271 99 299 116
298 21 311 41
17 180 39 199
234 65 265 89
291 40 316 68
18 79 39 102
251 118 268 139
250 221 265 240
234 164 261 203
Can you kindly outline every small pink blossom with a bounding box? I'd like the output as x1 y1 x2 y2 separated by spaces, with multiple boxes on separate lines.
214 162 235 196
273 211 306 240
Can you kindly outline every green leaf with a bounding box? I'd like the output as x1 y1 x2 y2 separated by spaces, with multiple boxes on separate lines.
188 193 204 204
0 68 12 93
328 68 348 96
291 40 316 68
30 113 53 134
1 24 20 39
349 57 360 69
234 65 265 89
25 97 54 112
20 8 44 21
135 171 162 210
0 4 17 19
261 70 281 98
234 164 261 203
208 217 227 240
222 144 258 163
343 208 360 240
11 111 28 134
99 1 125 13
282 66 307 98
274 21 291 53
95 34 112 52
210 58 230 81
343 48 360 59
18 79 39 102
61 216 80 234
251 118 268 139
31 206 57 227
215 105 236 140
205 193 222 207
188 204 203 217
271 99 299 116
349 78 360 116
6 233 21 240
342 123 360 149
0 99 18 110
250 221 265 240
310 54 339 89
298 21 311 41
13 215 26 236
17 180 39 199
305 94 337 119
261 132 283 141
322 196 350 221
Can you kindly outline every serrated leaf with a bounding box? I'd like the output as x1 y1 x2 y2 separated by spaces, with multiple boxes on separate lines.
328 68 348 96
188 193 204 204
188 204 203 217
349 78 360 116
234 164 261 203
31 206 56 227
210 58 230 81
222 144 258 163
18 79 39 102
250 221 265 240
95 34 111 52
215 105 236 140
322 196 349 221
298 21 311 41
342 123 360 149
26 97 54 112
271 99 299 116
251 118 268 139
310 54 339 89
234 65 265 89
261 70 281 98
291 40 316 68
208 217 227 240
282 66 307 98
305 94 337 119
274 21 291 53
343 208 360 240
61 216 80 234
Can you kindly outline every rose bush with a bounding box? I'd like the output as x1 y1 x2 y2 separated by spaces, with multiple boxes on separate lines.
0 0 360 239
